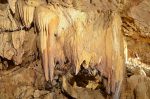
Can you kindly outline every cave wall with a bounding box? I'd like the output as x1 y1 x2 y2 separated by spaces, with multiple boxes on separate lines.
33 2 124 96
0 0 150 99
0 0 125 98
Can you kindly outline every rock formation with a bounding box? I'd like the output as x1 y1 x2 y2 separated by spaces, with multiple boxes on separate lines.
34 4 60 81
0 0 149 99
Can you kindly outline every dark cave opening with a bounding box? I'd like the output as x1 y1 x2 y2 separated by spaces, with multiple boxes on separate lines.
0 56 15 70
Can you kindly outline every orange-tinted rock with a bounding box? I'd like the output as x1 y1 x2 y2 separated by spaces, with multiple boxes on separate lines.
34 4 60 81
34 4 124 96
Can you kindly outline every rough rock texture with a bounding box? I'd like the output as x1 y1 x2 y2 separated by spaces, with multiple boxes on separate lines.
0 29 37 65
0 4 19 32
34 4 124 97
0 0 150 99
121 75 150 99
122 0 150 65
8 0 17 14
120 0 150 98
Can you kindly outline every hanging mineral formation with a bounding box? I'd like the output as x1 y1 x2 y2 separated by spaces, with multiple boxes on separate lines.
13 0 125 97
34 4 59 81
34 4 124 98
15 0 45 29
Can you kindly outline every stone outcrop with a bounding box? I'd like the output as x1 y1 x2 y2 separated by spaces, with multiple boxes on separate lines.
122 75 150 99
122 0 150 65
0 29 37 65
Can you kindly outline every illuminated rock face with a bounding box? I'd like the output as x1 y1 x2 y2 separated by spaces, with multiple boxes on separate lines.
8 0 17 14
15 0 35 28
1 0 150 99
15 0 45 29
34 4 124 96
0 0 125 97
34 5 60 81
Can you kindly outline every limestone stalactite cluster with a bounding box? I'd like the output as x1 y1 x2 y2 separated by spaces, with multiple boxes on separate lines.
0 0 125 98
34 3 124 96
1 0 150 99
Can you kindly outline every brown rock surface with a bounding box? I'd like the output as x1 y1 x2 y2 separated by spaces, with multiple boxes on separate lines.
0 29 37 65
121 75 150 99
122 0 150 65
34 3 124 96
0 0 150 99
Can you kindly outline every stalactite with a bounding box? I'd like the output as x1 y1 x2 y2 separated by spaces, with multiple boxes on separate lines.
34 4 124 97
15 0 45 29
8 0 17 14
34 4 59 81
